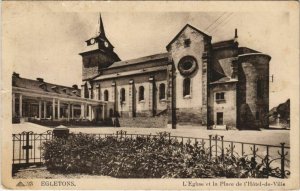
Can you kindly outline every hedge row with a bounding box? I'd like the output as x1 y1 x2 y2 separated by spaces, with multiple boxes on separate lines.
29 118 113 127
43 133 268 178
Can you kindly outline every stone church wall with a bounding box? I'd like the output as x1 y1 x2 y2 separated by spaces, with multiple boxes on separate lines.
175 107 202 125
118 116 168 128
92 70 168 119
168 26 210 126
82 51 118 80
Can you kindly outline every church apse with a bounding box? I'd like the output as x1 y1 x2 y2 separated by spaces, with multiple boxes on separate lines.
237 53 271 130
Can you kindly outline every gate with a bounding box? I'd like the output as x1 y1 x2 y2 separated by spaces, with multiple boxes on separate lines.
12 131 53 173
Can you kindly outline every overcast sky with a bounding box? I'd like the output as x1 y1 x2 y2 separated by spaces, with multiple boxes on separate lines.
3 11 293 108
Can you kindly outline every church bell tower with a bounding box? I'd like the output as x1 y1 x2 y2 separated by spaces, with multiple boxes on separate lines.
79 14 120 81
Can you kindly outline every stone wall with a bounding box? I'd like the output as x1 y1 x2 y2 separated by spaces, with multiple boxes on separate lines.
168 26 208 110
167 26 212 126
81 51 118 80
176 107 202 125
82 66 98 82
118 116 168 128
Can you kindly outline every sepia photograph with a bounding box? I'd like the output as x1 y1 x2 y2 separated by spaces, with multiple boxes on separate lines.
1 1 299 190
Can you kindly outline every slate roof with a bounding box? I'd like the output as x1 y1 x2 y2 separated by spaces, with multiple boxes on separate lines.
217 57 235 78
210 76 238 85
94 65 168 81
238 47 260 54
12 73 81 97
104 52 169 69
212 39 236 49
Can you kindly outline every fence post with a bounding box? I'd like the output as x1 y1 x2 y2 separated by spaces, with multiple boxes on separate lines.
253 144 256 158
12 135 15 164
25 132 30 164
266 145 269 178
53 126 69 139
221 136 224 161
209 135 212 160
280 143 285 179
231 142 234 158
241 143 244 156
215 135 218 158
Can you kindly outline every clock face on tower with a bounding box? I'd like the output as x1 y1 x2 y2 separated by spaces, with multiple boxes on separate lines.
90 38 96 45
104 41 109 48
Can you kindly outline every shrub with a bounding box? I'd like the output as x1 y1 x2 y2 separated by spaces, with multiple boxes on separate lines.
43 133 268 178
29 118 112 127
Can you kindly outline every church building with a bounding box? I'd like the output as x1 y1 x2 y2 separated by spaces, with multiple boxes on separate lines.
12 15 271 130
79 15 271 130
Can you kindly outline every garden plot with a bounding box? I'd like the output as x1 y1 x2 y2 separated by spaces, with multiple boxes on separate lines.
39 132 290 178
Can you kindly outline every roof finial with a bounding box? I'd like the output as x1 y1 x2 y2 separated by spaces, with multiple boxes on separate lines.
99 13 106 37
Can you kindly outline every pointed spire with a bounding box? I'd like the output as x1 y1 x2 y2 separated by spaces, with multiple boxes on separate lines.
99 13 106 38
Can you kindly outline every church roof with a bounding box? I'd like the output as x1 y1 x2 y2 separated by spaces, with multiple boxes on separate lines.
212 39 236 49
104 52 169 70
166 24 211 50
238 47 260 54
93 65 168 81
210 76 238 85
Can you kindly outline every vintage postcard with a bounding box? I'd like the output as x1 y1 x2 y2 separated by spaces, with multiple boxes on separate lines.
1 1 299 190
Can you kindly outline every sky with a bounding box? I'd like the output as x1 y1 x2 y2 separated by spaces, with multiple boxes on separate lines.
3 11 294 108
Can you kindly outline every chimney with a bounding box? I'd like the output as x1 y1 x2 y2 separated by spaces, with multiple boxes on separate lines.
72 84 78 89
13 72 20 78
36 78 44 82
234 28 238 39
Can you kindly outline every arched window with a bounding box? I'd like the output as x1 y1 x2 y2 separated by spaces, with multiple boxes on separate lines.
183 78 191 97
159 83 166 100
139 86 144 101
120 88 126 102
104 90 109 101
